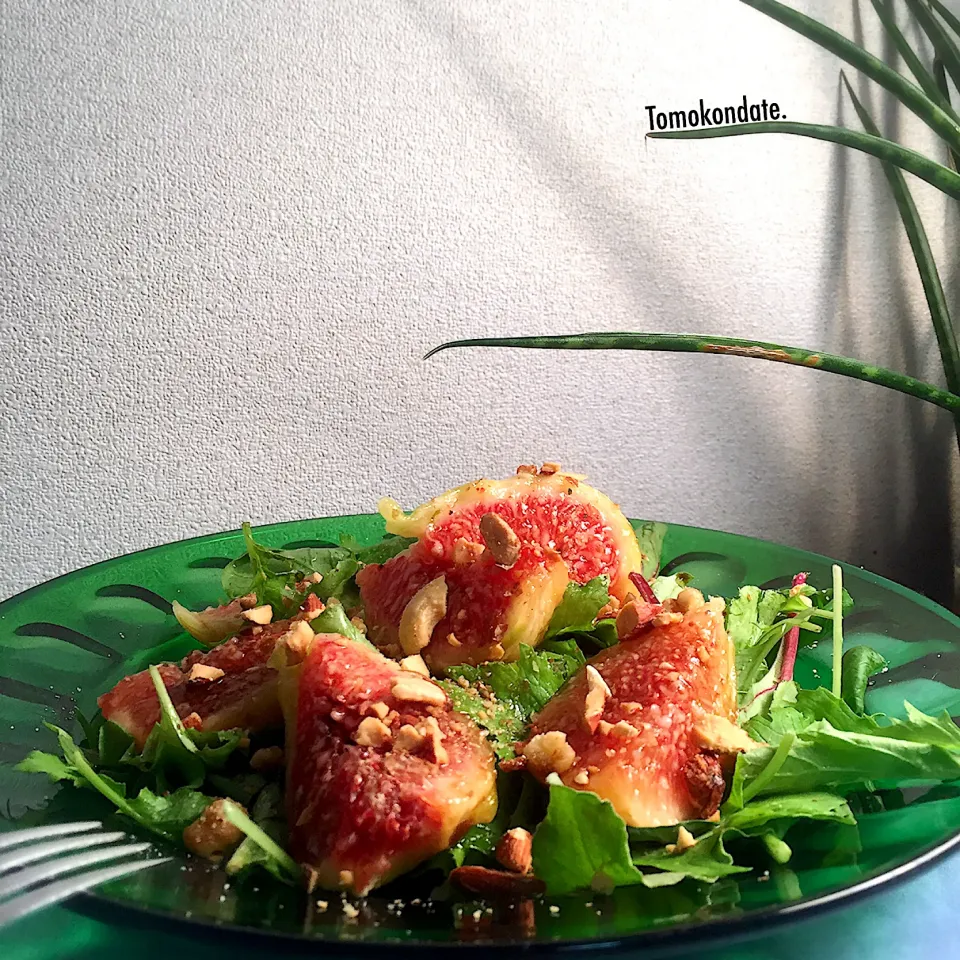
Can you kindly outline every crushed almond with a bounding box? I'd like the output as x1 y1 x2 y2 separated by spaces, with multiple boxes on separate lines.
242 605 273 625
516 464 537 475
676 825 697 851
583 665 611 730
299 594 325 619
609 720 639 739
399 654 430 677
616 600 644 639
182 799 245 861
368 701 389 719
394 724 425 752
574 769 590 785
495 827 533 875
187 663 225 683
420 716 449 765
339 870 354 887
398 576 447 655
249 746 284 771
621 701 642 714
237 593 259 609
522 731 576 776
478 513 521 567
451 538 485 565
391 675 447 706
674 587 705 614
350 616 367 634
446 633 462 647
652 611 684 627
355 716 392 747
539 461 560 475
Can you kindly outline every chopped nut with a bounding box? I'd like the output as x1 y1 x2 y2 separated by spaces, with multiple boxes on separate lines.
516 464 537 475
242 604 273 625
299 594 325 620
355 716 392 747
484 642 506 661
573 769 590 785
446 633 461 647
675 825 697 851
450 865 546 896
237 593 259 609
478 513 521 567
394 724 425 752
182 712 203 730
693 715 760 754
391 674 447 706
652 611 684 627
621 701 642 714
350 616 367 634
495 827 533 874
182 799 245 861
339 870 354 887
609 720 639 739
616 600 644 639
595 597 621 620
583 665 611 731
250 746 285 771
399 654 430 677
452 538 486 565
704 596 726 614
398 576 447 655
539 462 560 475
369 701 389 719
420 716 448 765
674 587 705 614
305 572 323 584
342 901 359 919
522 731 576 776
187 663 225 683
273 620 316 665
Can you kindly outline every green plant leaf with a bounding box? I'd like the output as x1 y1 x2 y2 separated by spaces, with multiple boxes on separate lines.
905 0 960 101
868 0 959 119
544 576 612 637
736 0 960 152
840 72 960 403
630 520 667 577
650 121 960 201
932 57 960 170
425 333 960 415
840 645 888 714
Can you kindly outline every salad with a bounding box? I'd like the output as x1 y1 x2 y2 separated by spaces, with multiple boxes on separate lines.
20 465 960 905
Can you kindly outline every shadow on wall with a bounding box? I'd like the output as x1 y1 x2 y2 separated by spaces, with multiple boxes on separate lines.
404 0 955 605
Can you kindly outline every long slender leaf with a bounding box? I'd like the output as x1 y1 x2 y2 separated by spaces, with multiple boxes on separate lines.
928 0 960 40
869 0 958 120
906 0 960 95
932 58 960 170
424 333 960 414
738 0 960 153
841 72 960 403
648 120 960 199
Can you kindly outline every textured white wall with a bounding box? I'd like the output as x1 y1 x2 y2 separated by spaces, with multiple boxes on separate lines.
1 0 957 602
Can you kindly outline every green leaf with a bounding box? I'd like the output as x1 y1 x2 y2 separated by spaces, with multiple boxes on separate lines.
840 71 960 410
631 829 748 883
224 784 292 881
309 600 375 648
440 645 584 758
651 121 960 202
221 799 299 882
732 720 960 799
905 0 960 103
532 782 646 894
650 573 691 602
736 0 960 153
222 523 360 615
840 645 888 714
348 534 416 566
867 0 960 119
544 576 611 637
19 724 213 843
424 334 960 416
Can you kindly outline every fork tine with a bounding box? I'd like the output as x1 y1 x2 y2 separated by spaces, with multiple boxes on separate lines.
0 842 153 899
0 857 171 929
0 832 127 875
0 822 102 851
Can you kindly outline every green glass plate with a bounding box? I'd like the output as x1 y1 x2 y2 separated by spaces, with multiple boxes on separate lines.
1 515 959 955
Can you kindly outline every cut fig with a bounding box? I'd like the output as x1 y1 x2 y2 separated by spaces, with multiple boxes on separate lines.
274 631 497 895
97 619 310 747
357 469 645 668
521 594 737 826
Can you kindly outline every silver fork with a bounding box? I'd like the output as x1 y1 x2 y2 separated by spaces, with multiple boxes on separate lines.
0 821 170 928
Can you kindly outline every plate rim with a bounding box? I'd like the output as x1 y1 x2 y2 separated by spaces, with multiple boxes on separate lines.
4 514 960 951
